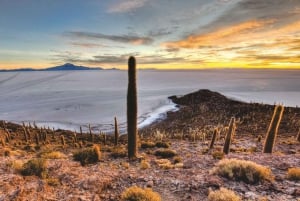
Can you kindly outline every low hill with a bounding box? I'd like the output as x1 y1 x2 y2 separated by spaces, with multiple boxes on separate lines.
0 63 119 72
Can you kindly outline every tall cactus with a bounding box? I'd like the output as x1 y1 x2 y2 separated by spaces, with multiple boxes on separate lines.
297 129 300 142
263 105 284 153
114 117 119 146
209 128 218 150
223 117 236 154
127 56 138 159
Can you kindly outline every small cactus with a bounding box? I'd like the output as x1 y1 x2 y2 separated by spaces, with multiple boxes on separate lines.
263 105 284 153
223 117 236 154
114 117 119 146
0 138 5 147
23 127 28 143
43 131 47 142
35 132 40 145
80 126 83 136
88 124 94 142
209 128 218 149
73 132 77 143
60 135 66 147
257 135 262 143
127 56 138 159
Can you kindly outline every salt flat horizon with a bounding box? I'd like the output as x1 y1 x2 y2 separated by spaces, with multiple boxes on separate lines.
0 69 299 133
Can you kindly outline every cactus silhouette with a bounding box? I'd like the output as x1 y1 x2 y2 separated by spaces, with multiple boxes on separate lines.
127 56 138 159
23 127 28 143
88 124 94 142
263 105 284 153
114 117 119 146
35 132 40 145
209 128 218 149
223 117 236 154
61 135 66 147
297 130 300 142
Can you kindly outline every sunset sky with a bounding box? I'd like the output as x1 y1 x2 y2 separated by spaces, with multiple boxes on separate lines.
1 0 300 69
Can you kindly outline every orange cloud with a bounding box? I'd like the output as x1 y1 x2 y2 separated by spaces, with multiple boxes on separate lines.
163 20 274 49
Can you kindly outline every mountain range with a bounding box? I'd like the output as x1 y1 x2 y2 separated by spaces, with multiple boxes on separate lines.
0 63 119 72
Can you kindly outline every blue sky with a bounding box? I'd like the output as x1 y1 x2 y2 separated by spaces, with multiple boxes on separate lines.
1 0 300 69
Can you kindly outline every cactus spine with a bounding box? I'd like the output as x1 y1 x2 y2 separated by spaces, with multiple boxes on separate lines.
114 117 119 146
209 128 218 149
263 105 284 153
223 117 236 154
127 56 138 159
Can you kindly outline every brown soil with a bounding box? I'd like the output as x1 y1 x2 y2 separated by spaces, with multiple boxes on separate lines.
0 89 299 201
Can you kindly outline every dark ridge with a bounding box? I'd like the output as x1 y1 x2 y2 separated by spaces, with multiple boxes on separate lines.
142 89 300 137
169 89 242 105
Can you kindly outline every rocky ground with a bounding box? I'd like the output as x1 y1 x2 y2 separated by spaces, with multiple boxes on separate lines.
0 89 299 201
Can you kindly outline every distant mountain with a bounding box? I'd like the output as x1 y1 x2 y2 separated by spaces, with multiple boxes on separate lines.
44 63 103 71
0 63 119 72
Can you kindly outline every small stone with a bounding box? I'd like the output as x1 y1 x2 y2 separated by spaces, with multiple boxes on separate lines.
205 176 223 187
292 188 300 196
146 180 154 188
183 160 193 169
245 191 258 200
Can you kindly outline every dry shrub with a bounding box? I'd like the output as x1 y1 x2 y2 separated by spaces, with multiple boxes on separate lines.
174 163 184 168
173 156 182 164
20 158 48 179
155 159 174 169
154 149 176 158
140 160 151 170
47 178 60 186
73 145 101 166
141 142 156 149
208 187 241 201
4 149 11 157
121 186 161 201
155 141 170 148
7 160 23 172
287 167 300 181
110 146 127 158
212 159 274 184
212 151 224 160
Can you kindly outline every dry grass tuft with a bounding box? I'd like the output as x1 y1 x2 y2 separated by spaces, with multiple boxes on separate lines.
47 178 60 186
140 160 151 170
110 146 127 158
20 158 48 179
155 159 174 169
287 167 300 181
7 160 23 172
154 149 176 158
212 151 224 160
155 141 170 148
211 158 274 184
141 141 156 149
73 144 101 166
41 151 66 159
208 187 241 201
173 156 182 164
121 186 161 201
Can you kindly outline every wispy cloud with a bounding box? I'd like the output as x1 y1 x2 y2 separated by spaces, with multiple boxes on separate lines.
163 20 274 49
51 51 190 67
70 42 104 48
63 31 153 45
108 0 147 13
